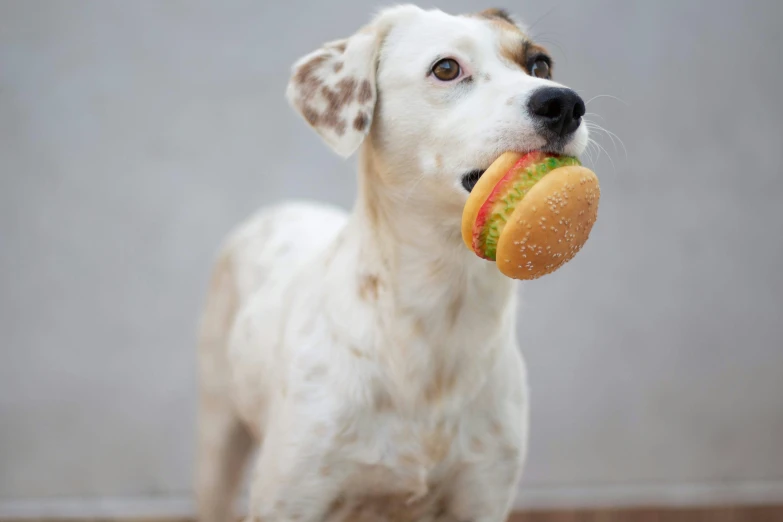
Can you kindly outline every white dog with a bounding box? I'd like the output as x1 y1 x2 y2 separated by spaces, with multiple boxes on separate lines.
196 5 589 522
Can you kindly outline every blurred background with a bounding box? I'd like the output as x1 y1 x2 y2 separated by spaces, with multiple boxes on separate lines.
1 0 782 519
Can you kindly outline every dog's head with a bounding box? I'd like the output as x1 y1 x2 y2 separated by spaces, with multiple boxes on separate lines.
286 5 588 214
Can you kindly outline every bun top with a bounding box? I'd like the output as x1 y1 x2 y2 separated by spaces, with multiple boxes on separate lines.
495 165 600 280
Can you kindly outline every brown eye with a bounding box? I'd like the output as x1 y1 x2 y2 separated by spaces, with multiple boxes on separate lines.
530 58 551 79
431 58 461 81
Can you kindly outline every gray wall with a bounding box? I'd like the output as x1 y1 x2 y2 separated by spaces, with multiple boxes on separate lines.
1 0 782 516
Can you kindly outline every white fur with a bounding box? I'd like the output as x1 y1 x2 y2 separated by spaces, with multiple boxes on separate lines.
196 5 588 522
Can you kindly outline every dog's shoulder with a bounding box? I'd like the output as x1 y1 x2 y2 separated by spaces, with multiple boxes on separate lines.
221 200 347 300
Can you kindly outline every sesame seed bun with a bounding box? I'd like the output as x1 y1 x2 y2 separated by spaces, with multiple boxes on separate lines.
495 165 600 279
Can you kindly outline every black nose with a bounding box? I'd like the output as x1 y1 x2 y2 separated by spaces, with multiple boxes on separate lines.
527 87 586 138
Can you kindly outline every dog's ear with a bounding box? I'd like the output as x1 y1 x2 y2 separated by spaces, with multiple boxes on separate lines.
286 6 422 158
286 26 381 158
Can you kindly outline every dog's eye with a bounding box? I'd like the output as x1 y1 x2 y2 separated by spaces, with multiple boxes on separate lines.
431 58 461 81
530 58 551 79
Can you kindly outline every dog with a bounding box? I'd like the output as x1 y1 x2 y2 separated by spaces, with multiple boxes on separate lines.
196 5 589 522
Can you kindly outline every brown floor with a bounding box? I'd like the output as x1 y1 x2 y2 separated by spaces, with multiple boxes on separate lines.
3 508 783 522
510 506 783 522
0 506 783 522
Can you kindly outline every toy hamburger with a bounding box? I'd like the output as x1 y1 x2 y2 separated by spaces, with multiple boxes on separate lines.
461 151 600 280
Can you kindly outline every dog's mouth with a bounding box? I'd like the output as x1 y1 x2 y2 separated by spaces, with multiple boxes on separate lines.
461 146 573 193
461 170 485 193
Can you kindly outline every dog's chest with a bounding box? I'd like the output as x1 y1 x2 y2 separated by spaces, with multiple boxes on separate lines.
333 399 498 501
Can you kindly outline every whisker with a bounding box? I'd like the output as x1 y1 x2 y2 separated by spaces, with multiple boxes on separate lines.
598 127 628 161
585 122 617 151
530 34 568 63
590 137 616 174
584 111 606 122
588 125 622 161
533 33 570 66
585 94 629 106
527 5 560 33
582 141 595 167
585 120 628 161
587 139 600 168
584 135 603 169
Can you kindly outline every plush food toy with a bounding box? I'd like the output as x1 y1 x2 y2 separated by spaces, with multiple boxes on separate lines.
461 151 600 280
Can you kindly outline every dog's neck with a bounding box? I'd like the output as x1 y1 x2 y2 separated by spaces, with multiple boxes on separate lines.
341 139 516 406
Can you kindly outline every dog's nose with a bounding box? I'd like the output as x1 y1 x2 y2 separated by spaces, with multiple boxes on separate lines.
527 87 586 138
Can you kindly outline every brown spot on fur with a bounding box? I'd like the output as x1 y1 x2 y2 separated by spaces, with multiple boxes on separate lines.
475 9 553 76
292 52 368 134
425 368 456 404
334 77 358 104
353 111 369 131
478 7 516 25
299 76 323 101
358 274 381 301
322 113 346 136
434 153 443 169
499 38 553 76
202 251 238 336
319 464 331 476
358 79 373 103
294 53 329 85
423 425 452 463
470 436 485 452
293 54 330 103
318 77 356 135
500 38 528 71
447 292 464 325
428 258 448 278
302 105 320 126
330 41 347 53
475 8 525 43
413 318 426 336
359 141 386 230
500 441 520 461
373 388 394 411
325 496 347 521
490 420 503 436
349 345 367 359
435 498 449 519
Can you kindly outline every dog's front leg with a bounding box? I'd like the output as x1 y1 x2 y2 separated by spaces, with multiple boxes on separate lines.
245 406 346 522
447 449 525 522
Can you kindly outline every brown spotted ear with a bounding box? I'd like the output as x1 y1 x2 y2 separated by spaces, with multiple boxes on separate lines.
286 29 380 158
